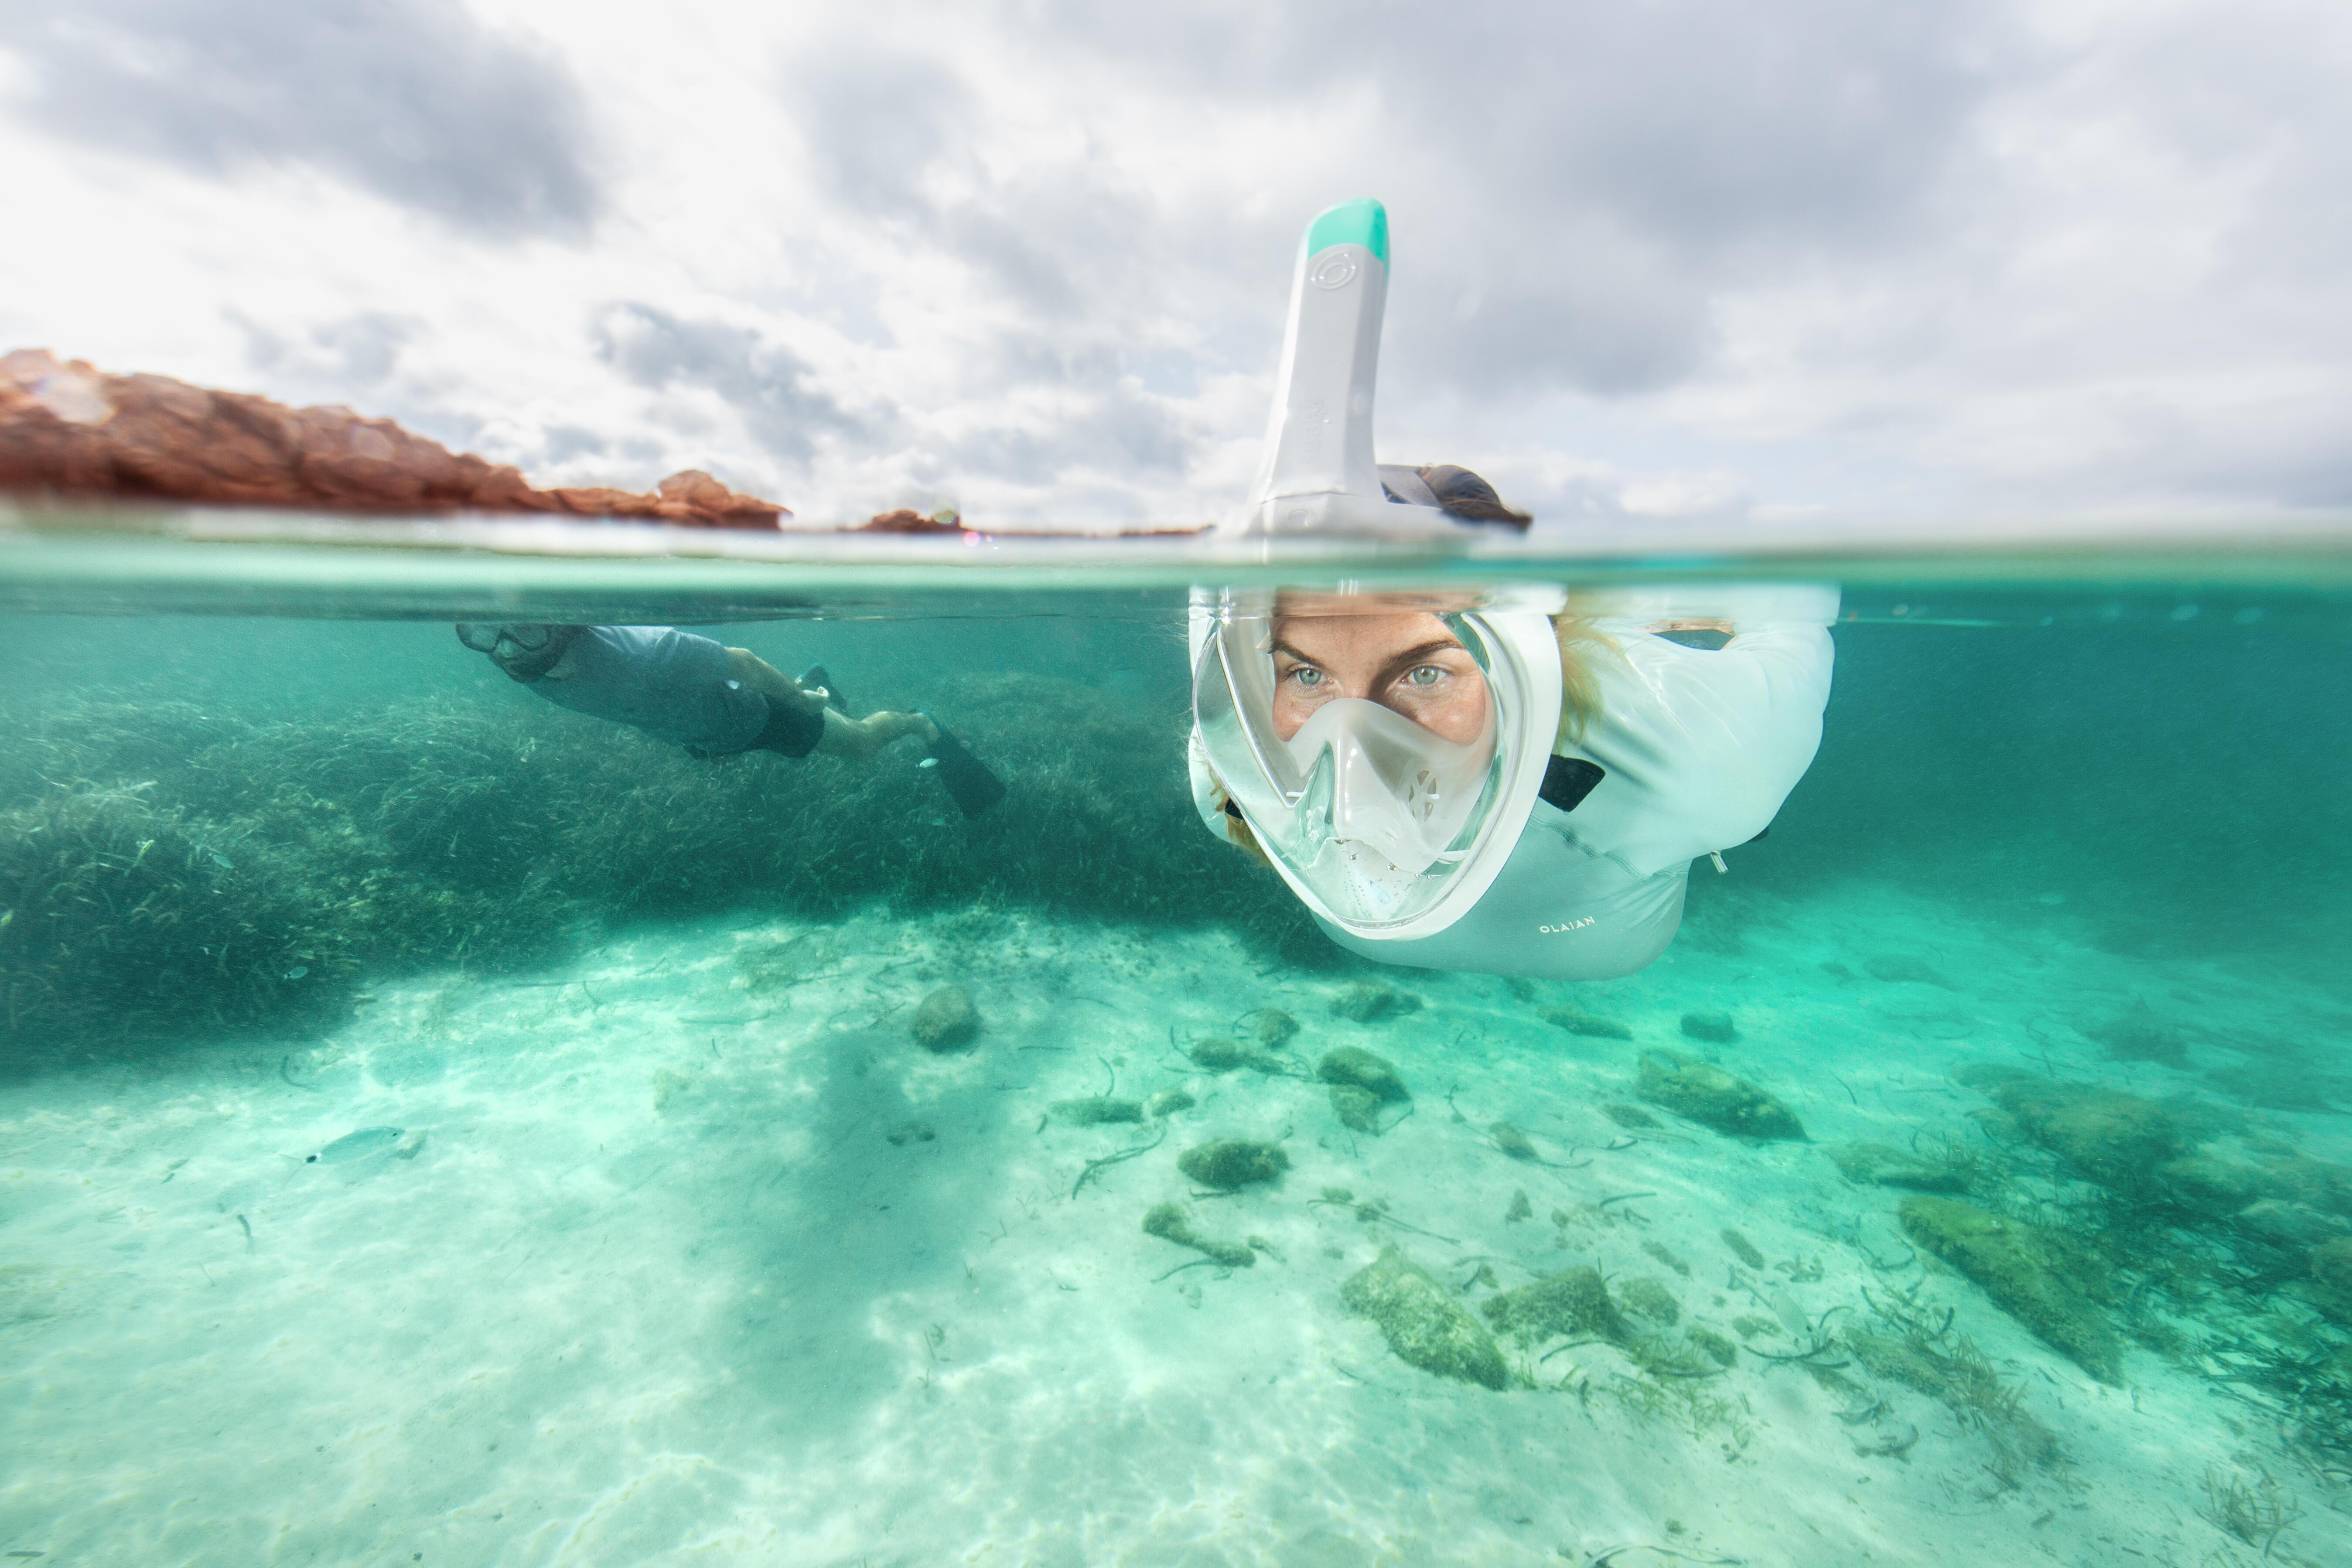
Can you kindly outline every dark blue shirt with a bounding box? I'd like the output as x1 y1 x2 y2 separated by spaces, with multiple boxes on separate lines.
530 626 768 752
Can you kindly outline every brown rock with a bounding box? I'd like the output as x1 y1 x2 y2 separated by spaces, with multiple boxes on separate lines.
856 507 959 533
0 349 789 527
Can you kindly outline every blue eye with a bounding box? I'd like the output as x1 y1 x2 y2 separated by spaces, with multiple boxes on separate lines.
1292 667 1325 687
1404 665 1444 687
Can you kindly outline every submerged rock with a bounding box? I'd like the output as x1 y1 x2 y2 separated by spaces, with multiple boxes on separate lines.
1243 1008 1300 1048
1330 980 1419 1023
1987 1079 2183 1189
1051 1097 1143 1126
1541 1006 1632 1040
1638 1050 1806 1140
1720 1228 1767 1270
2081 1000 2190 1069
1328 1084 1383 1134
2314 1238 2352 1295
1489 1121 1540 1161
1342 1247 1509 1389
910 985 979 1051
2235 1199 2351 1250
1482 1265 1628 1347
1185 1037 1288 1075
1617 1275 1682 1327
1142 1201 1254 1268
1601 1103 1659 1130
1146 1090 1195 1118
1316 1046 1409 1103
1899 1195 2120 1384
1827 1141 1970 1193
1177 1139 1289 1189
1680 1010 1738 1044
1865 954 1954 988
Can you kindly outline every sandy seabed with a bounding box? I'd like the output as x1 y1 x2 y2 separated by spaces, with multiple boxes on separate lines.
3 877 2348 1568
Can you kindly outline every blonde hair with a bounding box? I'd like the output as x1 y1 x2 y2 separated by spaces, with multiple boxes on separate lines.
1553 615 1613 747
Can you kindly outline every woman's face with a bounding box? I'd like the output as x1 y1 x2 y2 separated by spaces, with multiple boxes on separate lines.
1268 610 1491 744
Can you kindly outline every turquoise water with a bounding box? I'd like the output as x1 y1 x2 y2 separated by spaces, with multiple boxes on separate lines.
2 532 2349 1566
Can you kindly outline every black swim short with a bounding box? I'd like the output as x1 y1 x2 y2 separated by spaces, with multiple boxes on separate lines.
743 693 825 758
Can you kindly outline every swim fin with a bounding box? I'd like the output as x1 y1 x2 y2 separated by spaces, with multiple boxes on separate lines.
920 713 1006 817
799 664 851 715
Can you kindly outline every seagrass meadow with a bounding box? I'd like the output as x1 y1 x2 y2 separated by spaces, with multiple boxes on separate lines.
3 575 2351 1568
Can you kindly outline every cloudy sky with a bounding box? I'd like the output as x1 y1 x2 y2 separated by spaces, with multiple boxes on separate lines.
3 0 2347 530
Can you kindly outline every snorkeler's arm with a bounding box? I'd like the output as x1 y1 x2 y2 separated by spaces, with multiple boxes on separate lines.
724 648 830 716
1563 615 1834 877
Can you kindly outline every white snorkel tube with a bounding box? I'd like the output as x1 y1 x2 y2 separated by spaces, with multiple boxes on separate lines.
1231 198 1459 539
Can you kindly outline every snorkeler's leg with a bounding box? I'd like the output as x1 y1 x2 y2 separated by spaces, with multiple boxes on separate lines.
814 708 938 760
725 647 829 716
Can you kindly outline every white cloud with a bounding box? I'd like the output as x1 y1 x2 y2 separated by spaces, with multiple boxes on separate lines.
1 0 2347 526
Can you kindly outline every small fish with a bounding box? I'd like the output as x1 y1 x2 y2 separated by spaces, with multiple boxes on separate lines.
283 965 309 980
207 850 235 870
308 1126 404 1165
917 757 939 769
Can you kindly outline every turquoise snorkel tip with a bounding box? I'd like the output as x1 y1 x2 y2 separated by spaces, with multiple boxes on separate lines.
1306 198 1389 265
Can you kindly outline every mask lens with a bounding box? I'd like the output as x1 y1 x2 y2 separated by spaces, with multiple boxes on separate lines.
496 625 554 652
455 624 499 652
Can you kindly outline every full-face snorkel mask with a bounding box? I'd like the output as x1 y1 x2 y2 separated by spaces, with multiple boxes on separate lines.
1191 589 1564 940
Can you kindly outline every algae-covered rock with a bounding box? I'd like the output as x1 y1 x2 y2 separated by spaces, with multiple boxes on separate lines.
1330 980 1420 1023
1489 1121 1540 1161
1602 1103 1659 1130
1142 1201 1254 1268
1177 1139 1290 1189
1617 1275 1682 1327
1865 954 1953 988
1899 1195 2120 1383
1541 1006 1632 1040
1680 1010 1738 1044
2314 1238 2352 1294
1186 1037 1288 1075
1638 1050 1806 1140
1343 1247 1509 1389
1188 1037 1246 1071
1051 1096 1144 1126
1828 1141 1970 1193
1317 1045 1409 1102
1847 1326 2060 1471
1482 1265 1628 1347
1989 1079 2183 1189
1328 1084 1383 1133
1244 1008 1300 1048
1686 1325 1738 1367
2082 1000 2190 1069
2235 1199 2351 1250
910 985 979 1051
1147 1089 1195 1118
1506 1188 1533 1223
2156 1150 2269 1218
1720 1228 1767 1270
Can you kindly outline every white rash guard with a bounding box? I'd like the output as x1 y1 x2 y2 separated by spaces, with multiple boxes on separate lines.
1189 585 1838 980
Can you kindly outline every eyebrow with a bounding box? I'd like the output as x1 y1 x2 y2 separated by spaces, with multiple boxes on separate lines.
1269 637 1467 672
